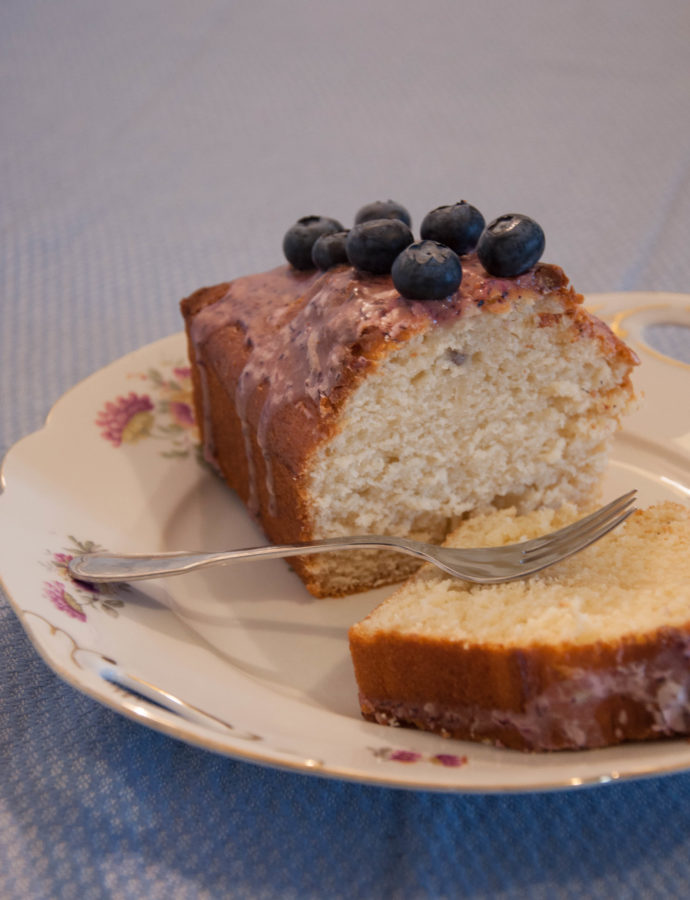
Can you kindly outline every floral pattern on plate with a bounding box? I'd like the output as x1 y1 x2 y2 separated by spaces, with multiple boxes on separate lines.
95 363 199 458
44 537 126 622
369 746 468 767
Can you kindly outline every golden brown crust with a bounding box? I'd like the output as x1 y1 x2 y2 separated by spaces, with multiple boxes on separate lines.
180 282 231 318
571 305 640 367
349 624 690 751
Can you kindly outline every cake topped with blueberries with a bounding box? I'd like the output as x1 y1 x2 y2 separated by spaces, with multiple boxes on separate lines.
180 198 638 598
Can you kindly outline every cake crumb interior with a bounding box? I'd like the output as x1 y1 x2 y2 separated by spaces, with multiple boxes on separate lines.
303 295 635 593
353 503 690 646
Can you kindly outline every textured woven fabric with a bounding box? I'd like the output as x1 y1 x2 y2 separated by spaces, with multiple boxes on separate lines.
3 1 690 897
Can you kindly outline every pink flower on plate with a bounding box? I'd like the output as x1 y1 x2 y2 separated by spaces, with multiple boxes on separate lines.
169 400 195 428
96 392 154 447
388 750 423 763
52 550 102 593
431 753 468 768
52 551 73 577
173 366 192 380
44 580 86 622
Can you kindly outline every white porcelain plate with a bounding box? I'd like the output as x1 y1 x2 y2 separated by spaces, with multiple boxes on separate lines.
2 292 690 793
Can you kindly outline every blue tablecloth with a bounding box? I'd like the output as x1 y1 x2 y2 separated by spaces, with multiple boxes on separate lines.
3 2 690 897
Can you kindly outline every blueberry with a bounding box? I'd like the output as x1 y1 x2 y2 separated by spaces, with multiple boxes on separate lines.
391 241 463 300
354 200 412 228
346 218 414 275
476 214 545 277
420 201 485 255
311 230 350 270
283 216 344 269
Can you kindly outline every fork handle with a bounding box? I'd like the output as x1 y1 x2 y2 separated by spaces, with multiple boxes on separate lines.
68 536 427 583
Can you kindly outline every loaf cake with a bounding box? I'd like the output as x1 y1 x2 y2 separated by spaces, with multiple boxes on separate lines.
180 202 638 597
349 502 690 751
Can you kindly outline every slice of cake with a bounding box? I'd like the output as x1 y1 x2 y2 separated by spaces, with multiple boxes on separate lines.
349 502 690 751
180 201 638 597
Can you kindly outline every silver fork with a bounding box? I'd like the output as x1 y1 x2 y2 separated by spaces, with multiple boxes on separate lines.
68 490 637 585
